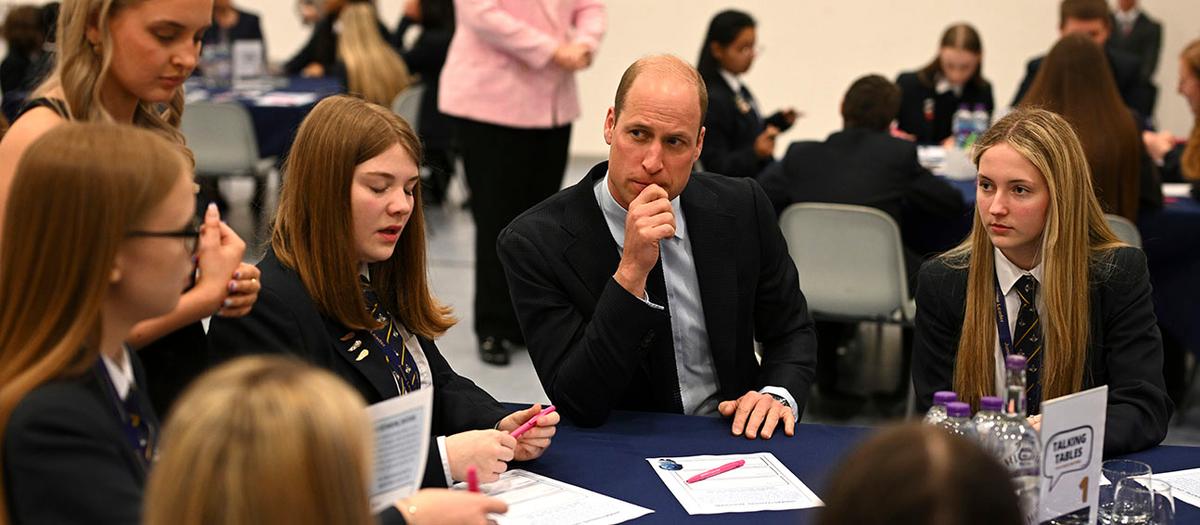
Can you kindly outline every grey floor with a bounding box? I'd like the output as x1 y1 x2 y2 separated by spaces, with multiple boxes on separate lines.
218 155 1200 447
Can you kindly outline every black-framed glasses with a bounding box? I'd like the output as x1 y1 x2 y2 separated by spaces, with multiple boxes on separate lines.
127 217 201 254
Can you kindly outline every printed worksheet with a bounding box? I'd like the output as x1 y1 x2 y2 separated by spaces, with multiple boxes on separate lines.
646 452 823 515
366 387 432 512
464 470 653 525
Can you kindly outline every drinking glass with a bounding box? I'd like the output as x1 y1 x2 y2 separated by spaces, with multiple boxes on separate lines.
1099 460 1152 524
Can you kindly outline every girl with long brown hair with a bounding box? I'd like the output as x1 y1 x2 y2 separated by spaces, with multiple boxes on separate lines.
912 108 1172 456
1144 38 1200 183
208 95 559 489
1019 33 1160 221
0 0 261 415
0 123 198 524
145 356 507 525
895 23 994 145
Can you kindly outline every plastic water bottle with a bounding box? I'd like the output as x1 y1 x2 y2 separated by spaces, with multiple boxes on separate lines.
971 103 990 139
939 401 978 440
952 104 973 149
972 396 1004 446
923 390 958 426
993 355 1041 525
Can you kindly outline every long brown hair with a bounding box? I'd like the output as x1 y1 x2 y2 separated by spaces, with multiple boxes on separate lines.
1181 39 1200 181
34 0 187 144
337 1 412 106
273 94 453 337
144 356 374 525
0 123 188 524
1020 33 1142 220
942 108 1124 409
917 23 986 89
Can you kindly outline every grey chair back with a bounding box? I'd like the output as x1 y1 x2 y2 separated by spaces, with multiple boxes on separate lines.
181 101 263 178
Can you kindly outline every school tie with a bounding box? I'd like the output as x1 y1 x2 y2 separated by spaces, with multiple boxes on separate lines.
1013 274 1043 414
122 383 156 464
361 278 422 394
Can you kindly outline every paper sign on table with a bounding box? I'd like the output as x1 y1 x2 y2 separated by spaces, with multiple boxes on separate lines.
461 469 652 525
1144 468 1200 510
366 387 433 512
1038 385 1107 524
646 452 822 515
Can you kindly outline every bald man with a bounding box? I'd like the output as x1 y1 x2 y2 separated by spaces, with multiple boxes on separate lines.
497 55 817 439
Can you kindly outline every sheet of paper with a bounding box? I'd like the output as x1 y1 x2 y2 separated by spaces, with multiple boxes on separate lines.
366 387 433 512
253 91 319 107
646 452 822 515
1163 183 1193 198
463 469 652 525
1147 467 1200 509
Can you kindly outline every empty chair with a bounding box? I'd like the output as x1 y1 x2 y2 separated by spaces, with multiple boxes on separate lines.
181 101 273 227
391 83 425 130
1105 213 1143 248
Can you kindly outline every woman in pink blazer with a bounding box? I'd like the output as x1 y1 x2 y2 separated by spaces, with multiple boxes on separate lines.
439 0 605 365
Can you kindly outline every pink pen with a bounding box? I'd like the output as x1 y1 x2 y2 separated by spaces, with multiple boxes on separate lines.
686 459 746 483
509 405 556 438
466 465 479 493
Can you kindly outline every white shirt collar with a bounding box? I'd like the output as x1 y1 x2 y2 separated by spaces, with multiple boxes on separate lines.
594 171 686 248
718 69 742 94
100 347 135 400
993 246 1044 295
935 75 963 97
1114 8 1139 26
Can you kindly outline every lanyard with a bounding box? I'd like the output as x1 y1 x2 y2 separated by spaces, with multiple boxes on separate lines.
93 358 154 467
993 277 1016 357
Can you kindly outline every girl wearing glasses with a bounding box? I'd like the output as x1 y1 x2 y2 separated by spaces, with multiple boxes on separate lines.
209 95 559 490
911 108 1171 456
0 0 261 415
0 122 199 524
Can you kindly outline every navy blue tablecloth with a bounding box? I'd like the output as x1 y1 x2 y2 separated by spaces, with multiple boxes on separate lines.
509 408 1199 523
186 76 343 159
911 179 1200 359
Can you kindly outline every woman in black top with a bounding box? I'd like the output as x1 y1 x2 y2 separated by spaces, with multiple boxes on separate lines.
895 23 994 145
696 9 796 178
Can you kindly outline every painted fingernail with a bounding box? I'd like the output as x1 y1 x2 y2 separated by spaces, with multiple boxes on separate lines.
223 298 233 307
228 281 237 291
233 271 241 279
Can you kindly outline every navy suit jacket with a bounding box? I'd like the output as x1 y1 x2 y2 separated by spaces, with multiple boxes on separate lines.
207 248 510 488
912 247 1173 455
497 162 817 427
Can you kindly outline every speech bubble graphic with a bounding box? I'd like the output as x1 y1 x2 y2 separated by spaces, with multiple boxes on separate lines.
1043 425 1094 491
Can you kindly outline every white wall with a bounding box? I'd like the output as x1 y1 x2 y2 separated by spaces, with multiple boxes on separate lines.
6 0 1199 155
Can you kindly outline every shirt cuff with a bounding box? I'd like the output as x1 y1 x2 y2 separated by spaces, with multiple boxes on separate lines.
760 386 799 421
437 435 453 485
615 276 665 310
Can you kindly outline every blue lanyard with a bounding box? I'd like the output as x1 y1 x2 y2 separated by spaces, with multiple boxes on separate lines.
994 277 1016 357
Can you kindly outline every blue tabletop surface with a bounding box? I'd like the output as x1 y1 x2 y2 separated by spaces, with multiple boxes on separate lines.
507 408 1200 523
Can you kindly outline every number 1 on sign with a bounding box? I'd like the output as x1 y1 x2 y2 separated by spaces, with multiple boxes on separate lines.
1079 476 1088 503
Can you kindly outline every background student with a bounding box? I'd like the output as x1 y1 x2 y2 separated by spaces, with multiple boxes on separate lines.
894 23 994 145
0 123 199 524
208 95 559 488
145 356 507 525
696 9 797 178
1144 38 1200 184
911 108 1172 456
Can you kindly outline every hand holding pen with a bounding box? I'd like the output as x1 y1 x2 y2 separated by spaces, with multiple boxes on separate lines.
498 404 559 461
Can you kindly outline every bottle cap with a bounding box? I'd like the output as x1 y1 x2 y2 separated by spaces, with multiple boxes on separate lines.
1006 354 1027 370
980 396 1003 411
933 391 958 406
946 401 972 418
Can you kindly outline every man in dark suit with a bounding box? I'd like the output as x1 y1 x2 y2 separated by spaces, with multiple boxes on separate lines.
1108 0 1162 111
498 55 817 439
758 74 965 287
1011 0 1152 116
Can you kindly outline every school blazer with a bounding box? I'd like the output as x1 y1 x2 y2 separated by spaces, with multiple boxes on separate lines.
912 247 1173 456
3 353 158 525
207 248 511 487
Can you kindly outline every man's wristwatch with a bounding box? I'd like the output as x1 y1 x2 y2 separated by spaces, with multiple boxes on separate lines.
767 393 790 407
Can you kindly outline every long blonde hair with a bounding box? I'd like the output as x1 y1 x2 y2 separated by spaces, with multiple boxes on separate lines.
1181 39 1200 181
144 356 375 525
273 95 454 337
337 1 412 106
942 108 1124 408
0 123 188 525
34 0 187 144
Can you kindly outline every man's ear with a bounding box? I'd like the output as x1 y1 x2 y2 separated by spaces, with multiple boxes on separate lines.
694 126 706 161
603 107 616 145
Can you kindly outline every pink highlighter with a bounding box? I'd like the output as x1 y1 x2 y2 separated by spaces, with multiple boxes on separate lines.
467 465 479 493
510 405 556 438
685 459 746 484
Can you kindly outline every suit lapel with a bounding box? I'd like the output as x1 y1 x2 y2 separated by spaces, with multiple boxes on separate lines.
324 316 399 401
561 162 623 306
681 175 739 391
